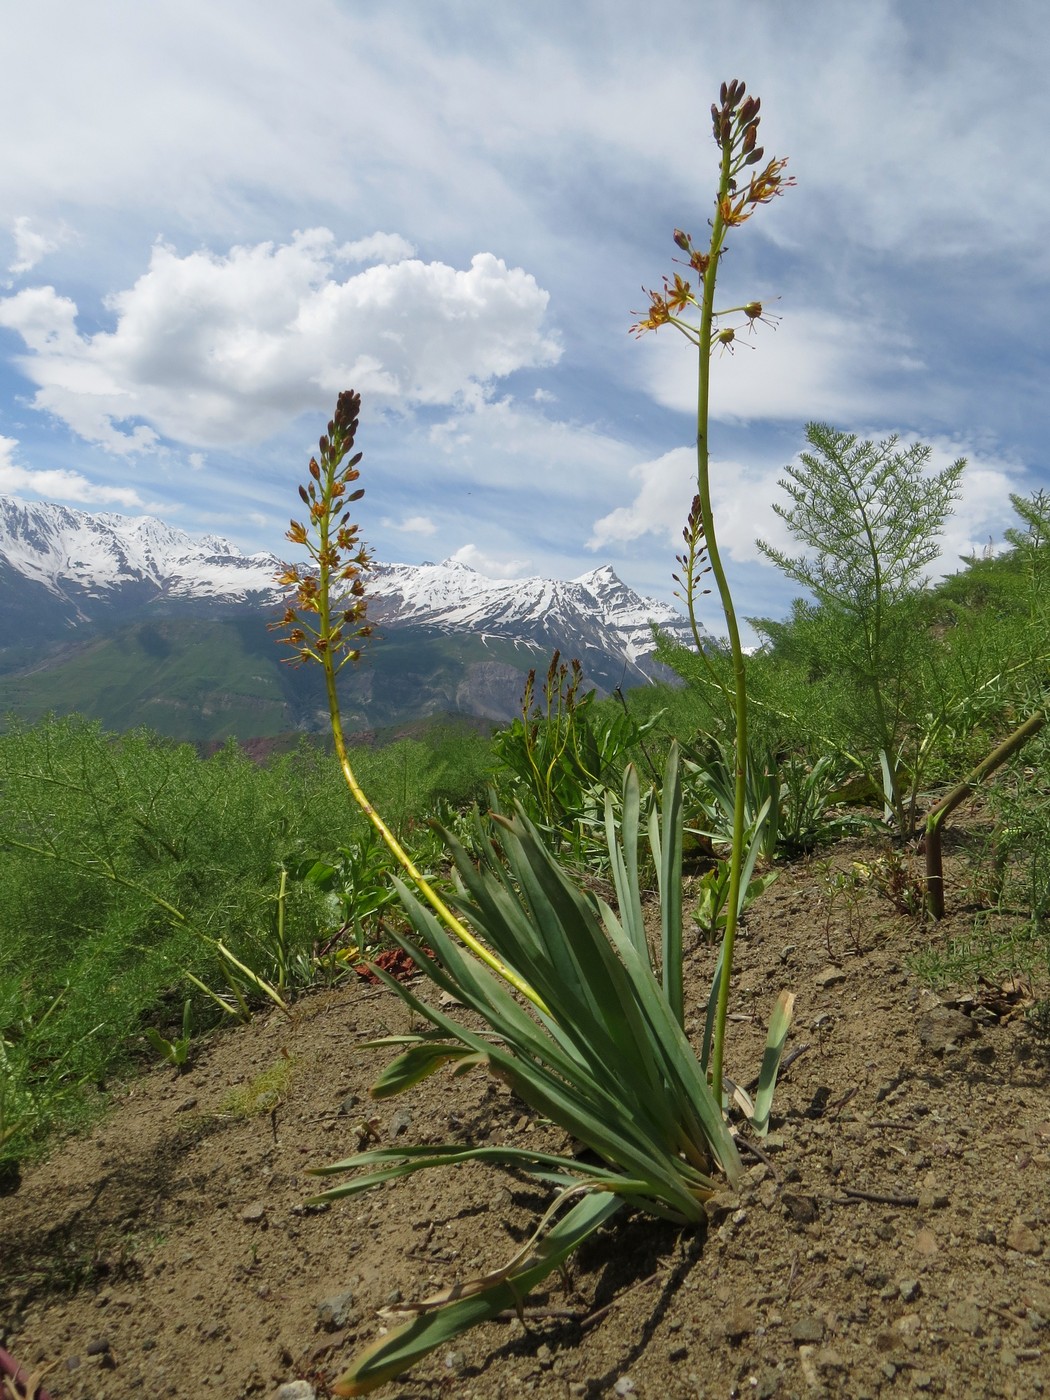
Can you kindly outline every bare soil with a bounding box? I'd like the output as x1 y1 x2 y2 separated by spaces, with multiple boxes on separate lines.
3 833 1050 1400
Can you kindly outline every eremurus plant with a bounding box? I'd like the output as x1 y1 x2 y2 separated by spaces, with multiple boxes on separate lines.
277 79 795 1396
632 77 794 1096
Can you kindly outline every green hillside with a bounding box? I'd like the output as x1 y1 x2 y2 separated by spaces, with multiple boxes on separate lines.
0 613 545 742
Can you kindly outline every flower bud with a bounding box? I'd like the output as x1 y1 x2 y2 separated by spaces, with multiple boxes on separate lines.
673 228 691 251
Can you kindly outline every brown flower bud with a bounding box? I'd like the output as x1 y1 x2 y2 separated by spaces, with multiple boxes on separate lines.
745 147 765 166
673 228 691 251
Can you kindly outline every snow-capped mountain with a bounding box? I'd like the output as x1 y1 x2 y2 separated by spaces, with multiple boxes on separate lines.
371 557 699 679
0 495 283 615
0 496 700 673
0 497 704 735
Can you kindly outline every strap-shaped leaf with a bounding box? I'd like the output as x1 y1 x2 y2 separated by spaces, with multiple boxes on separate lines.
330 1192 625 1396
750 990 795 1137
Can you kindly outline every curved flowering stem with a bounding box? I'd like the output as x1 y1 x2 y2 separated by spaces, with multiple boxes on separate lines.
633 79 793 1100
273 394 549 1015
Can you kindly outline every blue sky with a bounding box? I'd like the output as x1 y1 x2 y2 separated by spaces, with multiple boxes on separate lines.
1 0 1047 639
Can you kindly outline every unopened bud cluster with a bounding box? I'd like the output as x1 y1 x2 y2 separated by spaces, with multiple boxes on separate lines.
272 389 373 671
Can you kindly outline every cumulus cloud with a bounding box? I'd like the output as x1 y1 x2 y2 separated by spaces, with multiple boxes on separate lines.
589 431 1030 585
382 513 438 536
422 395 637 496
339 232 416 263
449 542 533 578
588 447 794 564
7 216 65 276
0 434 159 509
636 308 925 426
0 229 560 452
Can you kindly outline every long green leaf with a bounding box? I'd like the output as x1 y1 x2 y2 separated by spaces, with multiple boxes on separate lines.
330 1191 625 1396
750 990 795 1138
658 741 684 1025
369 1042 486 1098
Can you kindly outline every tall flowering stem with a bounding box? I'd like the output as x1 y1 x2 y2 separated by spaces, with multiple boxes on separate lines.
273 393 548 1013
633 80 793 1099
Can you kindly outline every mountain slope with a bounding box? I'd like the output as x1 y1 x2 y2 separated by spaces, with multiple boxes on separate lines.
0 496 700 738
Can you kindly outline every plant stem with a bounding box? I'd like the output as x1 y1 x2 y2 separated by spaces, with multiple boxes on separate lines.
697 141 751 1102
313 503 550 1016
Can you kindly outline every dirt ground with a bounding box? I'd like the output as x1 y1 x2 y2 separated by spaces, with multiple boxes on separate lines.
3 832 1049 1400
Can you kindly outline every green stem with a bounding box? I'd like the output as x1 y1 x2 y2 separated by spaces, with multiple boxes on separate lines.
697 141 750 1103
312 481 550 1016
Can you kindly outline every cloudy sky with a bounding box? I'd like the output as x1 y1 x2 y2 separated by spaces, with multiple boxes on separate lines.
1 0 1047 637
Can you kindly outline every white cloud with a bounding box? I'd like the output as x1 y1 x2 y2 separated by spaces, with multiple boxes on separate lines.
636 307 925 425
382 513 438 536
588 446 793 564
7 217 66 276
339 233 416 263
0 229 560 452
449 542 532 578
0 434 159 509
422 396 636 496
589 431 1031 585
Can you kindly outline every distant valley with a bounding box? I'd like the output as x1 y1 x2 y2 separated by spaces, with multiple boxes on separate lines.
0 496 698 742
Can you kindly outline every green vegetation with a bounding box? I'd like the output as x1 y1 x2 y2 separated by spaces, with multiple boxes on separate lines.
3 75 1050 1400
0 713 490 1168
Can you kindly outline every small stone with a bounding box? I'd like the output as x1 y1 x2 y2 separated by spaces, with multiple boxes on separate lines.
946 1299 983 1336
275 1384 315 1400
1006 1217 1043 1255
791 1316 824 1345
911 1372 934 1391
913 1227 938 1256
816 1347 845 1372
389 1109 412 1137
724 1305 754 1341
917 1007 977 1053
899 1279 922 1303
316 1290 355 1331
755 1368 782 1400
175 1096 198 1112
781 1192 819 1226
241 1202 267 1224
815 965 846 989
443 1350 466 1372
614 1379 637 1397
918 1188 949 1210
86 1339 111 1357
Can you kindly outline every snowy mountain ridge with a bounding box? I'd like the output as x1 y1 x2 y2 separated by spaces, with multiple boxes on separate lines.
0 495 700 680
